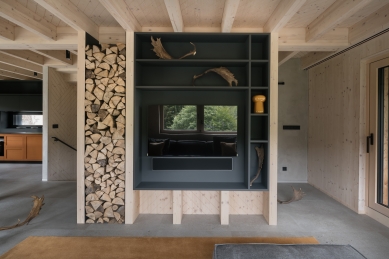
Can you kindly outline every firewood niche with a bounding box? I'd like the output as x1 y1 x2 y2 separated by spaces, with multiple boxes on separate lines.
84 43 126 224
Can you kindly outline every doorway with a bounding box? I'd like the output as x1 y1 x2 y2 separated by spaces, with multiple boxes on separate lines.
368 57 389 217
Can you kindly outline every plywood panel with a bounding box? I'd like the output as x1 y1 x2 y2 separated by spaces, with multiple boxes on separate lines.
285 0 336 28
48 68 77 181
337 0 389 28
69 0 120 27
180 0 225 27
183 191 220 214
139 190 172 214
233 0 280 28
123 0 171 27
230 191 263 215
308 31 389 213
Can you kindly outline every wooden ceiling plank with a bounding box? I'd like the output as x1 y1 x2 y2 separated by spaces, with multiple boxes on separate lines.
221 0 240 33
31 49 73 65
0 75 16 80
278 51 299 66
306 0 371 42
0 69 37 80
164 0 184 32
99 0 141 32
34 0 99 40
0 62 43 79
301 51 337 69
0 18 15 40
0 52 43 73
264 0 306 32
0 50 44 66
0 0 56 41
349 3 389 45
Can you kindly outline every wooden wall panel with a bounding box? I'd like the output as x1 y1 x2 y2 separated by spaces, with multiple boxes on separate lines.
182 191 220 214
229 191 263 215
48 68 77 181
308 31 389 213
139 190 172 214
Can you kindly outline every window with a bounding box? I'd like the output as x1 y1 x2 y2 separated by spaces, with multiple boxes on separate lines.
13 113 43 126
160 105 237 133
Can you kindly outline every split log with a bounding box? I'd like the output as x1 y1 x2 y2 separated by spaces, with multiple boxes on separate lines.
0 196 44 231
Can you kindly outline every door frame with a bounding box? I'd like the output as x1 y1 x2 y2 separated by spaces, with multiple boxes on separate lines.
368 56 389 216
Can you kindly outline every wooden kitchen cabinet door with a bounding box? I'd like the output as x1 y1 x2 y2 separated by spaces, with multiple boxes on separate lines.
4 135 25 160
26 135 42 161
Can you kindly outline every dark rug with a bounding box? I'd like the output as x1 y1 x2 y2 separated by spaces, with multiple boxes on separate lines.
213 244 366 259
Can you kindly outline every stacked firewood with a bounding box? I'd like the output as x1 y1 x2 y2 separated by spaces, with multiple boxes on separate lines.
84 43 126 224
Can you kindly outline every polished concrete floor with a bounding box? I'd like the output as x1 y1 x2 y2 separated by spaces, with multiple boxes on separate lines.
1 163 389 258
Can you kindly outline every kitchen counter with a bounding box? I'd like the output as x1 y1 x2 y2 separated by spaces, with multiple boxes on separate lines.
0 132 42 135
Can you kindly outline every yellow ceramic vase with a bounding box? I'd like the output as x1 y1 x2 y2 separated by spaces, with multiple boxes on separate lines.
252 95 266 113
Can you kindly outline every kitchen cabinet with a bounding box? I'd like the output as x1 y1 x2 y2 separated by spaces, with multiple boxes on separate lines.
0 134 42 161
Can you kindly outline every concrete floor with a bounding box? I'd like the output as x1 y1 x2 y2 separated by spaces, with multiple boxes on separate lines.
1 164 389 258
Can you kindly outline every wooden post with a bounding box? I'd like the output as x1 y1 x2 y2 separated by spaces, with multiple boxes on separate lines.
125 30 140 224
220 191 229 225
264 32 278 225
173 190 183 224
77 31 86 224
42 65 48 181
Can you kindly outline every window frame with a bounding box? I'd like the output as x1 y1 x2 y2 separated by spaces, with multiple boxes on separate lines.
159 105 237 135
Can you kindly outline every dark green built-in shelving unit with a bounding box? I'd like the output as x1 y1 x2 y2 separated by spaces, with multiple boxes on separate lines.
134 33 270 191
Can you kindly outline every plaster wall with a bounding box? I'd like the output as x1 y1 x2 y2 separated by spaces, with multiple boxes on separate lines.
278 59 309 182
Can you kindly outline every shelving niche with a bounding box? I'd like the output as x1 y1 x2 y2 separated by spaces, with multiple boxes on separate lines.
134 33 270 191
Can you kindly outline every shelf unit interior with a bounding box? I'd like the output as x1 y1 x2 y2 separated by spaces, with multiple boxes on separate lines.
134 33 270 190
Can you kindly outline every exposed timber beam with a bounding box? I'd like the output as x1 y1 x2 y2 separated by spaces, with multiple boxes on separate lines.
0 52 42 73
0 17 14 40
264 0 306 32
0 75 15 80
349 3 389 45
31 50 73 65
301 51 337 70
0 69 38 80
0 50 44 66
164 0 184 32
99 0 141 32
0 0 56 41
306 0 371 42
279 27 348 51
0 27 77 50
34 0 99 40
221 0 240 33
0 62 42 79
278 51 299 66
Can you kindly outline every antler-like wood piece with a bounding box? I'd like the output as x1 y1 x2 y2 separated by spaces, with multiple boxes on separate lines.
277 187 305 204
151 36 196 59
0 195 44 231
193 67 238 87
250 145 264 186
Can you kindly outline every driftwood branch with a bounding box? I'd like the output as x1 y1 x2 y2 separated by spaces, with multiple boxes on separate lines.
0 195 44 231
151 36 196 59
193 67 238 87
250 145 264 186
277 187 305 204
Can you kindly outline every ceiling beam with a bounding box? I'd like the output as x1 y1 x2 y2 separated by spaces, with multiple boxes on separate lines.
221 0 240 33
301 51 337 69
0 27 77 50
0 62 42 79
99 0 141 32
349 3 389 45
0 75 15 80
279 51 299 66
0 69 37 80
264 0 306 32
306 0 371 42
0 50 44 66
0 17 14 40
31 50 73 65
0 52 43 73
34 0 99 40
0 0 56 41
164 0 184 32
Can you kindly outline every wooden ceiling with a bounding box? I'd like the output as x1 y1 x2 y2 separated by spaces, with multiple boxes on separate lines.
0 0 388 81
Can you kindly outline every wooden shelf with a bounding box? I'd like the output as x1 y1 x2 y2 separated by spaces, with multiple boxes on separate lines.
135 86 249 90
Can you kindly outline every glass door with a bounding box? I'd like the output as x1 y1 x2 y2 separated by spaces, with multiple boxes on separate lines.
368 57 389 216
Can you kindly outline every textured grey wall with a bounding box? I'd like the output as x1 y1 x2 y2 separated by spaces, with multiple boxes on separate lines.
278 59 308 182
47 68 77 181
